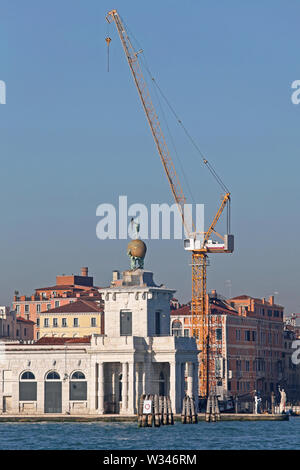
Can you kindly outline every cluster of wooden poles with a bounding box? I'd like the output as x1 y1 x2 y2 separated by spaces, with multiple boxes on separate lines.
205 393 221 422
181 395 198 424
138 394 174 427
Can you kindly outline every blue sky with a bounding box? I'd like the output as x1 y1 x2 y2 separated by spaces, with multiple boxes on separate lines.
0 0 299 313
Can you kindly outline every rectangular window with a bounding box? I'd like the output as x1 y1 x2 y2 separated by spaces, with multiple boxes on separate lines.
44 318 49 328
184 329 190 337
268 309 272 317
120 311 132 336
55 301 60 308
91 317 97 327
24 328 27 337
252 331 256 342
155 311 161 335
245 330 251 341
245 360 250 371
216 328 222 341
73 318 79 327
69 381 87 401
47 304 51 311
36 304 41 313
53 318 58 327
37 318 40 327
25 304 29 313
16 304 20 313
62 318 67 327
19 382 37 401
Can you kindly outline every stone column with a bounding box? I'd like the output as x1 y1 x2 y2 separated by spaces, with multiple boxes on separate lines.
135 363 142 411
36 375 44 414
62 377 69 414
142 364 146 394
127 362 136 415
98 362 104 414
0 370 3 413
175 362 182 412
11 377 19 414
88 361 97 413
121 362 128 414
187 362 193 398
193 360 199 412
169 361 176 414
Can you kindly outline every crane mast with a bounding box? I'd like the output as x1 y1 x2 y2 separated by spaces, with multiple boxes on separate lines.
106 9 233 398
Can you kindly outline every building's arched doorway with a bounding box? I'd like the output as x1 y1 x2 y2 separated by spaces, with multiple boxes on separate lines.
44 371 62 413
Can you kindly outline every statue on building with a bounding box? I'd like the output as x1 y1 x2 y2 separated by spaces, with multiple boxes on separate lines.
279 387 287 413
127 218 147 270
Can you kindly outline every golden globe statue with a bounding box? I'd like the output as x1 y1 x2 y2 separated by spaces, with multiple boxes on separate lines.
127 239 147 270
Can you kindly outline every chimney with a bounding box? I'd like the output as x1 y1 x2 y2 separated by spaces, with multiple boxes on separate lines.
112 270 120 281
81 267 88 277
269 295 274 306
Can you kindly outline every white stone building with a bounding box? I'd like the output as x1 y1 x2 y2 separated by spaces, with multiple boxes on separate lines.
0 270 198 415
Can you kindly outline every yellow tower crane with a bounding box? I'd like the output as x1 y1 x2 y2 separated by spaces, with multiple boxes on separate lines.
106 9 234 398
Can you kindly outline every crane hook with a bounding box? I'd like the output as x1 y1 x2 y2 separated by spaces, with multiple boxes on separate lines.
105 37 112 72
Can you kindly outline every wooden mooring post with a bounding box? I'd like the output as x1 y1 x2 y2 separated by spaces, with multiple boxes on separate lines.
181 395 198 424
205 393 220 422
138 394 174 427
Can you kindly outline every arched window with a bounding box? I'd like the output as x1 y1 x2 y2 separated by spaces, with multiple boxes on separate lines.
19 371 37 401
20 371 35 380
70 371 87 401
71 371 85 380
46 371 60 380
172 320 182 337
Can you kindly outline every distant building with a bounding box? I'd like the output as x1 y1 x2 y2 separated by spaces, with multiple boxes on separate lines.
0 307 34 341
171 292 291 408
12 267 102 339
39 299 103 338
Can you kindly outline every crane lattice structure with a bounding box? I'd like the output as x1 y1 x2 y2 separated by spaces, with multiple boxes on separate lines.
106 9 234 397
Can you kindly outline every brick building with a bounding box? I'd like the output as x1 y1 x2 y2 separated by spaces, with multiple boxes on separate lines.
12 267 102 339
171 292 290 408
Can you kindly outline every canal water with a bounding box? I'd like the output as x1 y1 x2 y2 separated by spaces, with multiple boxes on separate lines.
0 418 299 450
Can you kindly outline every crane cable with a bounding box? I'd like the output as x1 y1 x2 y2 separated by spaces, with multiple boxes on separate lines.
121 17 231 195
149 77 230 195
120 16 230 203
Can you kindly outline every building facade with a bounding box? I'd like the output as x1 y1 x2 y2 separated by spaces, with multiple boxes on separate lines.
39 299 103 338
171 292 293 408
0 307 34 341
12 267 102 339
0 269 198 415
